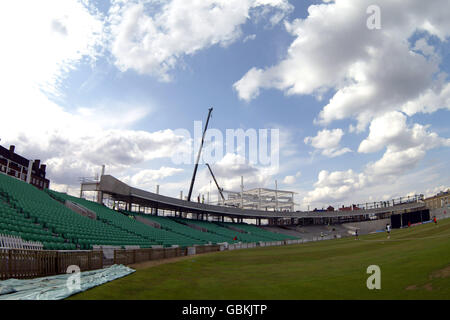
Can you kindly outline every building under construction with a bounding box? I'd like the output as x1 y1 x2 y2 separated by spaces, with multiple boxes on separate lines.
221 187 295 212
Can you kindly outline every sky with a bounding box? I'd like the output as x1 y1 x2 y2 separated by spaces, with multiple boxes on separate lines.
0 0 449 210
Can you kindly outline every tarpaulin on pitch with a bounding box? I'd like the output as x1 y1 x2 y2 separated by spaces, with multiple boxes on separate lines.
0 264 135 300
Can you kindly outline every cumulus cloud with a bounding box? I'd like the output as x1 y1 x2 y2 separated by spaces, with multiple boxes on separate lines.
193 153 279 194
243 34 257 43
303 114 450 206
362 112 450 178
0 1 105 97
121 167 184 190
358 111 448 154
283 170 301 185
233 0 450 207
424 185 450 198
234 0 450 131
0 0 193 188
303 169 366 205
3 99 191 186
304 129 351 158
108 0 292 81
282 175 296 185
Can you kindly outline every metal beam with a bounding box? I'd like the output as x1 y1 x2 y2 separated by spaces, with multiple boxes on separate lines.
187 107 213 201
206 163 225 202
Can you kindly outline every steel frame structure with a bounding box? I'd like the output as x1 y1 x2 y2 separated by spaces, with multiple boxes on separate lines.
221 188 295 212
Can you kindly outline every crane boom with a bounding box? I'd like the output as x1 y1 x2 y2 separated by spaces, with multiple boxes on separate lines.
206 163 225 202
187 107 213 201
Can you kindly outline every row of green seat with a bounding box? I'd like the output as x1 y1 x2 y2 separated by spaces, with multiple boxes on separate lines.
47 190 196 247
219 221 298 241
0 173 153 249
0 194 67 248
179 218 269 243
0 172 297 250
127 212 299 244
129 212 229 245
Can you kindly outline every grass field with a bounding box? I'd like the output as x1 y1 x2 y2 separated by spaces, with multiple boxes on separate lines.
69 218 450 300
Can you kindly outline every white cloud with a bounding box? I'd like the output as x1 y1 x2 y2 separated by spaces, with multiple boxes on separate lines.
303 115 450 206
234 0 450 208
108 0 292 81
304 129 351 158
413 38 436 57
0 0 105 97
243 34 257 43
400 81 450 116
1 0 448 208
121 167 184 190
302 162 450 210
0 1 193 188
283 175 296 185
303 169 366 205
424 185 450 198
193 153 279 194
4 103 190 186
358 111 448 154
365 147 426 178
234 0 450 131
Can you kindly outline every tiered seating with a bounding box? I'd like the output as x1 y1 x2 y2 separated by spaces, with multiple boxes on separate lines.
0 174 151 249
177 218 260 243
222 222 298 241
132 213 229 245
47 190 194 247
0 172 298 250
0 198 68 249
124 212 300 244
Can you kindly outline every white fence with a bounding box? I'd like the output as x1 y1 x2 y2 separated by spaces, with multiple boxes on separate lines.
0 234 43 250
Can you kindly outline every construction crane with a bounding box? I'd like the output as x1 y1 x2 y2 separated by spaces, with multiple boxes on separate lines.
187 107 213 202
206 163 225 203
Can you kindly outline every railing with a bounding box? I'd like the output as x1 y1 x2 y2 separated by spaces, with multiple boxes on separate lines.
112 245 221 265
353 194 424 211
0 234 43 250
0 249 103 280
114 247 179 265
2 240 335 280
65 200 97 220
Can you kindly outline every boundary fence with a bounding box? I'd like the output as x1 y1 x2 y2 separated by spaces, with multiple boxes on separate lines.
1 240 308 280
0 249 102 280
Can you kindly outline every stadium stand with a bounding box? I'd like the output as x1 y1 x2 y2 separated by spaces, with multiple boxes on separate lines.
46 189 199 248
0 184 68 249
0 172 300 251
219 221 298 241
47 190 300 246
130 214 298 244
0 233 44 250
0 173 153 249
127 212 229 245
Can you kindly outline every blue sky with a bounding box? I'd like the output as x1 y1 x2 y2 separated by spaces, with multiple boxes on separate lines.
1 0 449 210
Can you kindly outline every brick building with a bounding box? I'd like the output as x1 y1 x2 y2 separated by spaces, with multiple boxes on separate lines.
0 144 50 189
425 189 450 210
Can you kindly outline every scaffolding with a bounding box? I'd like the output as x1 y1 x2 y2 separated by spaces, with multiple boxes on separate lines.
221 188 295 212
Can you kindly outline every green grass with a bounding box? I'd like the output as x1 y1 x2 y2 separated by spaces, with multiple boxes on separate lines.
69 219 450 299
